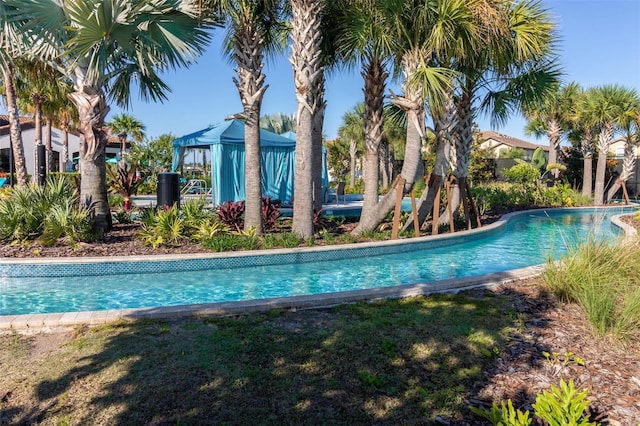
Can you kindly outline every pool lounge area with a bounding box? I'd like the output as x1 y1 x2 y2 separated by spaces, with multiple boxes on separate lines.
0 206 637 332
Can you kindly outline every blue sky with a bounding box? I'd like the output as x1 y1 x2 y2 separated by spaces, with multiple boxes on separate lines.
3 1 640 145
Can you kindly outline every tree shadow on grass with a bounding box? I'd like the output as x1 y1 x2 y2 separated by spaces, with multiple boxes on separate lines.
4 285 563 425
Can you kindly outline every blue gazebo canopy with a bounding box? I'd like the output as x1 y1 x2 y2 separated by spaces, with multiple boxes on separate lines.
172 120 328 205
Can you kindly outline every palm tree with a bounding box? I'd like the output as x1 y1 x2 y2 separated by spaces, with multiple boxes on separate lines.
205 0 287 234
260 112 296 134
448 0 560 225
352 0 455 235
605 100 640 202
8 0 215 231
0 64 28 186
579 85 640 204
0 4 28 186
524 82 580 179
289 0 327 239
568 85 597 198
107 113 146 159
337 104 365 188
332 0 395 225
15 60 61 174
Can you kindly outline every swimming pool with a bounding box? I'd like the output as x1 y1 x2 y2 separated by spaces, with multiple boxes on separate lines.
0 207 635 316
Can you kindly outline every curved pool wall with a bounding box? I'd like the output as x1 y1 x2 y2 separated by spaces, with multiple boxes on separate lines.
0 206 637 330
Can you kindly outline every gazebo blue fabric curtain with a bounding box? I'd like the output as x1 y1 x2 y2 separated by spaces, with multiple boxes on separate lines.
172 120 321 205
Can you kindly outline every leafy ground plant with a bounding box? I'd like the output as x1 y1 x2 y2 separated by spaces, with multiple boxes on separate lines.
472 379 597 426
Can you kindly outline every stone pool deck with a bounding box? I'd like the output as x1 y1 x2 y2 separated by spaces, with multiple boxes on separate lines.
1 209 636 334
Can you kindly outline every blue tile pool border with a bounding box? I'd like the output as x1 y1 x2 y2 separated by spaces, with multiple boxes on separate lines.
0 206 636 279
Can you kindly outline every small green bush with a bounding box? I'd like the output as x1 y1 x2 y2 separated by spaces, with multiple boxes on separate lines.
0 176 96 244
472 380 597 426
138 206 186 248
503 162 540 184
201 233 258 252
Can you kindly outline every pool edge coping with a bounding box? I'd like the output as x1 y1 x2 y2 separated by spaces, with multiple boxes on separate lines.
1 205 637 333
0 265 545 333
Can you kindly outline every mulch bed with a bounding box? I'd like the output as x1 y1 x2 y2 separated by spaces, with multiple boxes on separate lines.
1 212 639 424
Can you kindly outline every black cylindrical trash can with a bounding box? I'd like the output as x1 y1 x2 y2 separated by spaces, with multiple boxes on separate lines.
157 172 180 209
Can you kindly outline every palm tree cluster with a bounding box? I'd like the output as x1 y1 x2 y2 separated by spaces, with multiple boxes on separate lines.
3 0 634 241
524 82 640 205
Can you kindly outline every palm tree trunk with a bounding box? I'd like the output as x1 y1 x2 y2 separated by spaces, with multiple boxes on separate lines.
360 57 387 222
594 124 614 204
547 118 561 178
290 0 324 239
312 74 326 212
353 50 424 235
348 138 357 188
45 117 53 172
354 109 423 234
438 90 473 227
232 24 268 234
69 82 112 232
606 137 636 202
405 92 456 232
62 121 70 172
379 138 390 189
2 64 28 186
582 153 593 197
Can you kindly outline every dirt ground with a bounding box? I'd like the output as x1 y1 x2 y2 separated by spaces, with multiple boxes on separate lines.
1 213 639 424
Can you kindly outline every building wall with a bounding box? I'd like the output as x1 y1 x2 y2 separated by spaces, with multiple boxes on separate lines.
0 126 81 175
0 127 120 179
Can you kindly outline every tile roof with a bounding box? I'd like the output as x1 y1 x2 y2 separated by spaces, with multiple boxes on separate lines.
479 130 549 151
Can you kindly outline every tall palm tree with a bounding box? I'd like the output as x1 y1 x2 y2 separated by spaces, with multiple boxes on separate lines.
523 82 580 178
352 0 455 235
289 0 326 239
205 0 287 234
8 0 214 231
333 0 395 224
0 4 28 186
107 113 146 159
337 104 365 188
568 84 597 198
579 84 640 204
605 100 640 202
15 60 60 174
450 0 560 223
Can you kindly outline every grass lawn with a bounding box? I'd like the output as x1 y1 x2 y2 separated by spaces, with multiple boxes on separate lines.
0 289 519 425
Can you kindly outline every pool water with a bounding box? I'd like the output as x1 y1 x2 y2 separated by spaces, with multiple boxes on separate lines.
0 208 632 315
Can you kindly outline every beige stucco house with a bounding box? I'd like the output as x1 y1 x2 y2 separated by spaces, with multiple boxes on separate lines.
478 130 549 160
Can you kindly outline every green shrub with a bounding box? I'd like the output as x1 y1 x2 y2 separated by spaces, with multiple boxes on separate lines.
503 162 540 184
201 233 258 252
0 176 95 244
532 380 596 426
112 208 133 224
261 232 301 249
191 219 229 242
40 202 97 246
472 380 597 426
138 206 186 248
470 399 532 425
